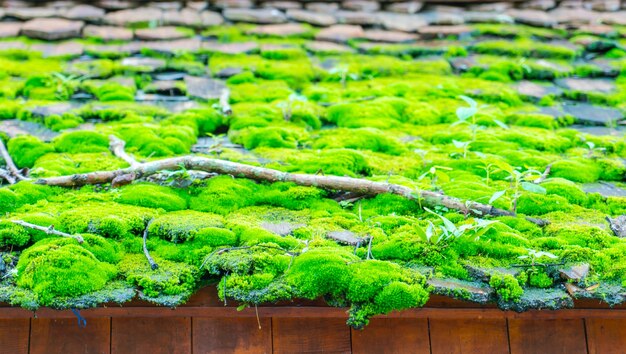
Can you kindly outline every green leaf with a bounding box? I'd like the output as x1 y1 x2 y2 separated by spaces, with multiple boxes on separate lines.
459 95 477 108
521 182 547 195
492 119 509 129
456 106 477 121
489 190 507 204
424 207 457 234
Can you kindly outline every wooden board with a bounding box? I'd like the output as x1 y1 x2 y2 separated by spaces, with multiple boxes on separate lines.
30 318 110 354
193 317 272 354
111 317 191 354
273 317 351 354
429 318 510 354
508 319 587 354
0 318 29 354
352 318 430 354
586 318 626 354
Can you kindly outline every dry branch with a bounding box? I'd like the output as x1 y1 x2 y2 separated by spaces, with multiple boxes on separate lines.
0 139 25 182
220 88 232 116
0 168 15 184
11 220 84 243
142 219 159 270
35 154 549 226
109 135 141 168
533 164 552 184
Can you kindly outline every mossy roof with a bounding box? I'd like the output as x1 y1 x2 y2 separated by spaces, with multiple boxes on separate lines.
1 20 626 328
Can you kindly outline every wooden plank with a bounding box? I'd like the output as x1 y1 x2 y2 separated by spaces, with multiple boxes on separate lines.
193 317 272 354
352 318 430 354
0 319 29 354
586 318 626 354
430 318 509 354
508 319 587 354
111 317 191 354
30 318 110 354
273 317 351 354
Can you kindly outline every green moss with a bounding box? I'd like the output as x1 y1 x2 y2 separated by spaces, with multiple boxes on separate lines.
0 221 30 248
287 248 358 298
52 131 110 154
541 178 587 205
149 210 224 243
7 136 54 168
231 126 307 149
189 176 258 215
119 254 196 298
516 193 572 216
312 128 406 155
472 39 579 60
116 184 188 211
489 274 523 302
193 227 237 247
326 97 408 129
550 159 601 183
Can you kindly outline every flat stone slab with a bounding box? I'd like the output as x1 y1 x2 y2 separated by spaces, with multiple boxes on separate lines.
335 11 380 25
378 13 427 32
223 8 287 24
30 102 80 117
427 278 493 304
83 25 133 41
163 9 224 27
121 57 167 71
286 9 337 26
360 29 417 43
184 76 227 101
315 24 364 43
507 9 556 27
21 18 84 40
385 1 424 14
343 0 380 12
30 42 84 57
0 120 59 141
64 4 105 22
417 25 472 38
5 7 57 20
261 222 305 236
0 22 23 38
462 12 513 24
562 103 623 125
135 26 191 41
247 23 309 36
144 80 184 95
327 230 362 245
559 263 590 282
583 182 626 197
422 11 464 25
305 40 354 53
570 125 625 137
262 1 302 10
515 81 563 100
306 2 340 12
499 288 574 311
105 7 163 26
555 78 616 93
202 41 258 54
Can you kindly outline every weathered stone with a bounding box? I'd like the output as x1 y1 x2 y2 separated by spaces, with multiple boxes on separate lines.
162 8 201 27
261 222 305 236
187 1 208 11
305 2 340 12
360 29 417 43
202 41 258 54
422 11 464 25
315 24 364 42
30 102 79 118
262 1 302 10
464 265 521 282
385 1 423 14
342 0 380 12
515 81 563 100
469 2 513 12
83 25 134 41
97 0 135 10
589 0 621 12
286 9 337 26
133 38 203 54
607 215 626 237
184 76 227 101
449 55 479 72
335 11 380 25
144 80 185 96
305 40 353 53
213 0 254 8
601 11 626 25
519 0 557 10
44 1 74 9
559 263 590 281
247 23 309 36
507 9 557 27
549 7 597 25
105 7 163 26
379 13 428 32
0 23 23 38
418 25 472 38
555 78 616 93
150 1 182 10
30 42 84 57
0 40 26 51
0 120 59 141
135 26 191 41
583 182 626 197
223 8 287 24
327 230 362 245
559 0 584 7
64 4 105 22
21 18 84 40
577 24 616 36
423 4 463 13
562 103 624 125
121 57 167 71
463 12 514 24
5 7 57 20
215 67 244 78
499 288 573 311
427 278 493 304
200 11 225 26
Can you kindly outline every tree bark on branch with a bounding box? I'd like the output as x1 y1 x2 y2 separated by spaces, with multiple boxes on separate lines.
0 139 25 183
11 220 84 243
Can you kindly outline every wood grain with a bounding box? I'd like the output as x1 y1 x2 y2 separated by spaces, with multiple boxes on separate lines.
273 317 351 354
30 318 110 354
508 319 587 354
193 317 272 354
352 318 430 354
430 318 510 354
586 318 626 354
111 317 191 354
0 318 29 354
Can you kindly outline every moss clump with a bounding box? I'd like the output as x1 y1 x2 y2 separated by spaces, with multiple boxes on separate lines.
489 274 523 302
52 131 110 154
149 210 224 243
116 184 188 211
16 239 118 304
231 126 306 150
7 136 54 168
189 176 258 215
541 178 587 205
312 128 406 155
119 254 196 299
0 221 30 248
516 193 572 216
550 159 601 183
326 97 409 129
193 227 237 247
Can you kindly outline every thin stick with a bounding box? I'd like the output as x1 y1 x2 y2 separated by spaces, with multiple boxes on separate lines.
220 88 232 116
0 168 15 184
35 154 549 226
0 139 25 181
11 220 84 243
142 219 158 270
533 164 552 184
109 135 141 168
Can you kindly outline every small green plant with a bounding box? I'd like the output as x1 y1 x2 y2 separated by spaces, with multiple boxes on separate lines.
276 93 307 121
329 65 359 89
418 166 452 190
490 274 523 302
453 95 508 142
518 248 558 266
451 140 471 159
488 160 545 213
584 141 606 158
415 207 499 245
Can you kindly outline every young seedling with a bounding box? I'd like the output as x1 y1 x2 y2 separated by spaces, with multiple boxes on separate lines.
453 95 508 142
488 160 546 213
415 207 499 245
518 248 559 267
452 140 471 159
418 166 452 190
276 93 307 122
329 65 359 89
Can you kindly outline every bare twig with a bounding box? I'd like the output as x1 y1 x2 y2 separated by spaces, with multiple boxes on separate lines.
220 88 232 116
0 168 15 184
11 220 84 243
533 164 552 184
0 139 26 182
142 218 159 270
109 135 141 168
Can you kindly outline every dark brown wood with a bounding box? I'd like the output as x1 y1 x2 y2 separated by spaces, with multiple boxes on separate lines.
429 318 509 354
111 317 191 354
508 319 587 354
273 317 351 354
352 318 430 354
585 318 626 354
30 318 110 354
193 317 272 354
0 319 29 354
